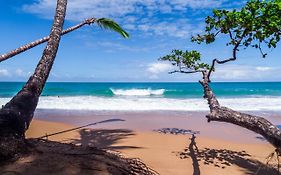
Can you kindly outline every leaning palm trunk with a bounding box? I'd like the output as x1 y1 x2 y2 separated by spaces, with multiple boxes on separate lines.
199 71 281 153
0 18 95 63
0 0 67 160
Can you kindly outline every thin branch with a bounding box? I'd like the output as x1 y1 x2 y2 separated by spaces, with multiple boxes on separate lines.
207 29 247 81
258 42 268 58
0 18 96 63
169 70 204 74
207 57 237 81
214 30 221 37
228 29 234 41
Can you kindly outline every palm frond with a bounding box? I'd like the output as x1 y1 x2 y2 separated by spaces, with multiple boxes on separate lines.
96 18 129 38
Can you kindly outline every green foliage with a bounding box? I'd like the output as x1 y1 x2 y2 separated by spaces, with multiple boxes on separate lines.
96 18 129 38
192 0 281 57
159 50 210 72
160 0 281 74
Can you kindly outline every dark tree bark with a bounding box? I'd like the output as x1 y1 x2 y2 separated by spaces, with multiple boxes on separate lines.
0 0 67 160
199 71 281 153
0 18 95 63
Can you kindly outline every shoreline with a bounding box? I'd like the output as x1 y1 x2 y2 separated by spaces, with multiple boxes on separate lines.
33 109 281 144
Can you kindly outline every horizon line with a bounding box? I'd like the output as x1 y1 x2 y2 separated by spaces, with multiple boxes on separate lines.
1 81 281 83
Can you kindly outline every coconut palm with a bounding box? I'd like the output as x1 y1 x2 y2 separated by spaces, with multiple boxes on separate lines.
0 18 129 62
0 0 68 160
0 0 129 160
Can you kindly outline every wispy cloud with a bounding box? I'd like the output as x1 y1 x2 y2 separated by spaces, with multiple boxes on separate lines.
143 64 281 82
146 62 173 79
15 68 31 77
134 19 203 38
147 62 173 74
0 68 31 78
255 66 273 72
22 0 228 38
212 65 281 81
0 69 10 77
23 0 226 20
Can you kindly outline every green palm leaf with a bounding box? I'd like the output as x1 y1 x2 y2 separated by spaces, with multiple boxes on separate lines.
96 18 129 38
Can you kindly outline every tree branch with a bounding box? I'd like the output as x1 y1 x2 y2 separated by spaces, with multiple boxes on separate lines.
199 71 281 153
206 106 281 154
169 70 204 74
214 30 221 37
0 18 96 63
207 29 246 81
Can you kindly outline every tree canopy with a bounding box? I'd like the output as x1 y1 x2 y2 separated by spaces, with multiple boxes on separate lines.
192 0 281 58
161 0 281 80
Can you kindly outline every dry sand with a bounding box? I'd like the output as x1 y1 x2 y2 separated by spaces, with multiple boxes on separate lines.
26 113 280 175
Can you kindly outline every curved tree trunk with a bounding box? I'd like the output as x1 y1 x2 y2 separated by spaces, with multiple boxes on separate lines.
199 71 281 153
0 18 95 63
0 0 67 161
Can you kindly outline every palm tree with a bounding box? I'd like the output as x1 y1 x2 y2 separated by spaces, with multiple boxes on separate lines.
0 18 129 62
0 0 129 160
0 0 68 160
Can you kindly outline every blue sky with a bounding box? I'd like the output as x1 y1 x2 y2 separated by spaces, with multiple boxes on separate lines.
0 0 281 82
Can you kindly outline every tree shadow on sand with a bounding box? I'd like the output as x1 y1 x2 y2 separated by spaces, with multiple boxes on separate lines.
70 129 142 151
0 139 157 175
177 135 279 175
0 127 156 175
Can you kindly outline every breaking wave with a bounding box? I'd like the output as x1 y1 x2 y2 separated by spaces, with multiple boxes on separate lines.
110 88 165 96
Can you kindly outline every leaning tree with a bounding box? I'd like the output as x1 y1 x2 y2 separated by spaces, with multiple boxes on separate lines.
0 17 129 62
160 0 281 153
0 0 129 160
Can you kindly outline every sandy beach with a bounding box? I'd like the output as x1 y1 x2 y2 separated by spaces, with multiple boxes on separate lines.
25 110 280 175
2 0 281 174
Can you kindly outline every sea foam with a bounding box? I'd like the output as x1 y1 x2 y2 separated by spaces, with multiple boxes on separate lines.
110 88 165 96
1 96 281 111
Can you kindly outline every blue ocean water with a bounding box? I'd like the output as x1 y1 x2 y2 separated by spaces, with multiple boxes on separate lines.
1 82 281 98
1 82 281 111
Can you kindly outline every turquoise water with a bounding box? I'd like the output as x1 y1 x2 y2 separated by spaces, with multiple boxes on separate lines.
1 82 281 111
1 82 281 98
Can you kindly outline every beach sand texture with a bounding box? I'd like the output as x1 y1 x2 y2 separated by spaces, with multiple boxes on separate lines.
23 111 280 175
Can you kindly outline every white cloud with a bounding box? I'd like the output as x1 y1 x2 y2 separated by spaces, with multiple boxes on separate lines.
22 0 225 38
255 66 272 71
0 68 33 79
136 20 195 38
147 62 172 75
23 0 226 21
15 68 31 78
212 65 281 81
0 69 10 77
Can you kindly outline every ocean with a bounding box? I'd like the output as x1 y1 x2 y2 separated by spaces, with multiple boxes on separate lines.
1 82 281 111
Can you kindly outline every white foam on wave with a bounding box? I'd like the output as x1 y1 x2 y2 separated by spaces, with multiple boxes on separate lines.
110 88 165 96
2 96 281 111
